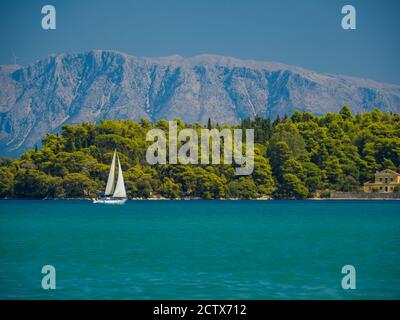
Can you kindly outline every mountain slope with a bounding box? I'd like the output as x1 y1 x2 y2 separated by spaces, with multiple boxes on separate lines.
1 50 400 155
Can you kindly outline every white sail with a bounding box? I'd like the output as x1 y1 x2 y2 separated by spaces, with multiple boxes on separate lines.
112 154 127 198
104 150 116 196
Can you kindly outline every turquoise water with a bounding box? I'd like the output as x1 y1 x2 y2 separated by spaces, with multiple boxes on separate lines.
0 200 399 300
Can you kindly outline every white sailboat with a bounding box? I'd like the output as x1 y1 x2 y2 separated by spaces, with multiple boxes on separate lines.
93 150 127 204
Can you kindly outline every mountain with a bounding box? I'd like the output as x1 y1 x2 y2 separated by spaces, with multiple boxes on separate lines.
1 50 400 156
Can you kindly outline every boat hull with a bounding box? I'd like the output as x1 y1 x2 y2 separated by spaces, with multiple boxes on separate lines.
92 198 127 204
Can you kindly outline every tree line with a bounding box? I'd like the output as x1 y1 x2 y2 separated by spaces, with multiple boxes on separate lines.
0 106 399 199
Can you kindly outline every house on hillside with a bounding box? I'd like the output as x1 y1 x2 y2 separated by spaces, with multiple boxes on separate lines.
364 169 400 193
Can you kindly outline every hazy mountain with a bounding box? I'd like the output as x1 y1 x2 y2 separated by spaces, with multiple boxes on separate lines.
1 50 400 155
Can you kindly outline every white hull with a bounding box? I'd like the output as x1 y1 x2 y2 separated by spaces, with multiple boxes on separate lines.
92 198 127 204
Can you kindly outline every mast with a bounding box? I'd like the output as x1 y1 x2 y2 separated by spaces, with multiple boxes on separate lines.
104 150 116 196
112 153 127 198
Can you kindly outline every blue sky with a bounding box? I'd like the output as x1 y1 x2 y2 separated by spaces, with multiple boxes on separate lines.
0 0 399 84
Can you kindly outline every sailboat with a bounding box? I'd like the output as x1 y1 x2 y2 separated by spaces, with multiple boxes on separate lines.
93 150 127 204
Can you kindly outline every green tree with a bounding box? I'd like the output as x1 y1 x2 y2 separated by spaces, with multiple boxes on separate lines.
226 177 258 199
337 175 359 192
14 170 60 198
276 173 309 199
0 167 14 197
268 141 291 176
339 105 352 120
62 173 98 197
207 118 212 130
159 177 182 199
269 122 305 159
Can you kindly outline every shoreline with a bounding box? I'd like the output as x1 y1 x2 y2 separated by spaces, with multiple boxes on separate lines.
1 197 400 201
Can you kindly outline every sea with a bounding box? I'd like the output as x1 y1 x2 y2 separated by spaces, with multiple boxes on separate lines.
0 200 399 299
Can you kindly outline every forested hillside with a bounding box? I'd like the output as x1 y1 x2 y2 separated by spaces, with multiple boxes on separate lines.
0 107 399 199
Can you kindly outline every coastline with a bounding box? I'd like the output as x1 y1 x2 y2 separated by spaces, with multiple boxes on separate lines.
1 196 400 201
1 111 399 203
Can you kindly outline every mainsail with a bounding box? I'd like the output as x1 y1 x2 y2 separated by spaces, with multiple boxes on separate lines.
112 154 127 198
105 150 116 196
